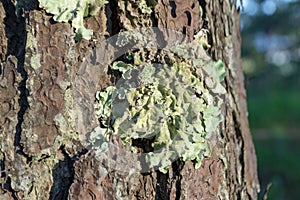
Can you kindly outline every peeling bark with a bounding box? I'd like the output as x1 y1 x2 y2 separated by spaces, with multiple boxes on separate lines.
0 0 259 199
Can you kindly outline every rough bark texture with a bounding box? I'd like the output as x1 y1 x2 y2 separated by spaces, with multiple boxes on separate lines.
0 0 259 199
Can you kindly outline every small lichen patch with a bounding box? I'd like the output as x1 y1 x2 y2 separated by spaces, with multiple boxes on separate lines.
118 0 153 29
26 28 41 69
95 86 115 127
138 0 153 14
38 0 108 40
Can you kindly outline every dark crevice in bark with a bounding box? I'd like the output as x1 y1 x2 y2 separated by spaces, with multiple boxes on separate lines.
105 2 113 36
2 0 31 162
232 110 245 188
132 138 156 173
132 138 155 153
202 18 209 30
198 0 207 19
236 188 242 199
169 1 177 18
226 76 240 118
155 171 169 200
49 145 75 200
3 176 18 200
246 190 252 200
71 148 89 162
0 154 5 179
1 155 17 199
172 159 184 200
108 0 121 36
150 5 158 27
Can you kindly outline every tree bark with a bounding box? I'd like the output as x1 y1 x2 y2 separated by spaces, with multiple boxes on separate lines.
0 0 259 199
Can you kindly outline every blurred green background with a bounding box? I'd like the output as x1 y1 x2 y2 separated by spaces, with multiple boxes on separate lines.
240 0 300 199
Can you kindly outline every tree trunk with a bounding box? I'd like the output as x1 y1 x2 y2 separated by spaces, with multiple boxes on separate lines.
0 0 260 199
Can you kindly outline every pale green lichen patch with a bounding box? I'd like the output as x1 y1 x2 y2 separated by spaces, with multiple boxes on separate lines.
95 86 115 127
94 55 226 172
38 0 108 40
88 126 109 152
90 28 227 173
111 61 133 74
26 27 41 69
138 0 152 14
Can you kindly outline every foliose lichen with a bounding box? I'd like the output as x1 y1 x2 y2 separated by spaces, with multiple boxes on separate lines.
38 0 108 40
93 46 226 172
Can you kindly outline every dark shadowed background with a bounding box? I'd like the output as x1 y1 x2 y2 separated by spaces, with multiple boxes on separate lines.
240 0 300 199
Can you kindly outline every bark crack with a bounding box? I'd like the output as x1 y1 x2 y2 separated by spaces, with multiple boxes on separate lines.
49 145 75 200
2 0 30 161
155 171 169 200
3 177 18 200
107 0 121 36
172 159 184 200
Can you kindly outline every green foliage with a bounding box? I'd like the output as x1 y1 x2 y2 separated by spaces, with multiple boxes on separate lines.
248 88 300 131
38 0 108 40
255 137 300 200
242 1 300 199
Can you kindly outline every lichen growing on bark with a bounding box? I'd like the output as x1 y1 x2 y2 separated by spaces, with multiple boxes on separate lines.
93 35 226 173
38 0 108 40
